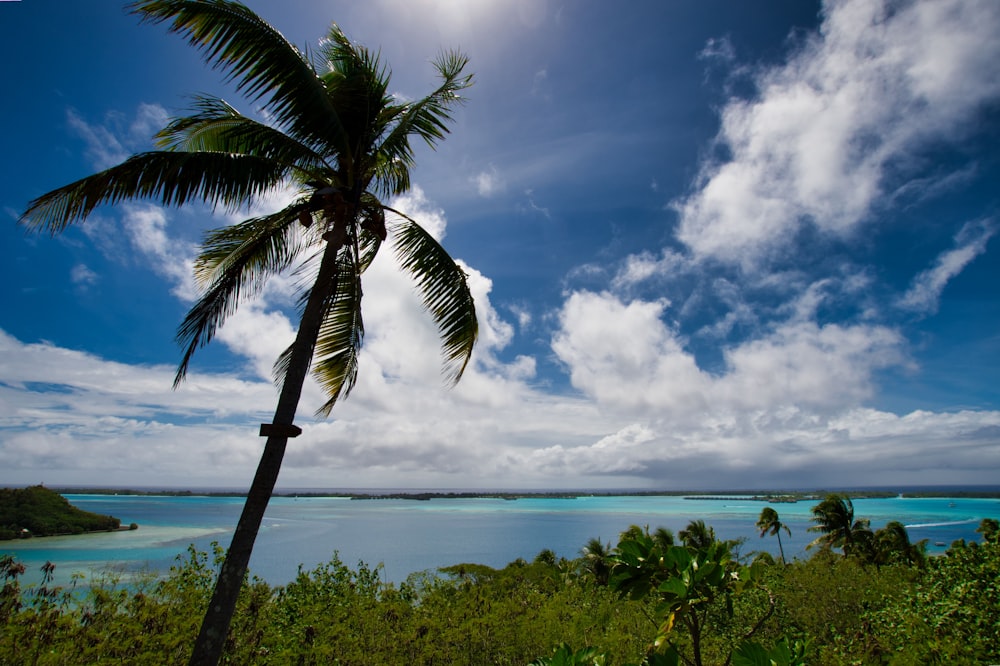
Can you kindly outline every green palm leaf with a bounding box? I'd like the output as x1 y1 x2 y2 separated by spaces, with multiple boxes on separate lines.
156 94 331 179
271 249 363 416
175 206 304 386
20 151 287 234
371 51 471 197
311 251 365 416
387 207 477 384
130 0 346 151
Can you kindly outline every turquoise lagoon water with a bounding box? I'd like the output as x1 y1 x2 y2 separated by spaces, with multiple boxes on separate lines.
3 493 998 587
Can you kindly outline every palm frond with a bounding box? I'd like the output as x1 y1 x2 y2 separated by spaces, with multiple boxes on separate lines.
175 206 303 386
130 0 345 149
312 252 365 416
156 94 331 178
355 194 387 271
371 50 471 196
369 148 412 198
386 206 477 384
20 151 286 234
316 24 392 174
272 249 364 416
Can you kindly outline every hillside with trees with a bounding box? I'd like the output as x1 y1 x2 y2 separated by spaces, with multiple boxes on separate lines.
0 486 122 540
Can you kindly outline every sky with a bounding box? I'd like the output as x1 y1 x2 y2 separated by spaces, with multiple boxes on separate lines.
1 0 999 491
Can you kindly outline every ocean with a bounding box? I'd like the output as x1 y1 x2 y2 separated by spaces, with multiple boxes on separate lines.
3 492 998 588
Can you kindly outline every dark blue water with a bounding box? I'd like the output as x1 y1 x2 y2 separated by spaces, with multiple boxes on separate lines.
3 494 997 587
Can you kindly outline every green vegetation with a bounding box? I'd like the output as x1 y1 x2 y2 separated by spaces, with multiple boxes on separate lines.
1 503 997 665
0 486 121 540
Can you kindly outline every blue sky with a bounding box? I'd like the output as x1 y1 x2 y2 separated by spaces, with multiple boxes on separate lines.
1 0 998 490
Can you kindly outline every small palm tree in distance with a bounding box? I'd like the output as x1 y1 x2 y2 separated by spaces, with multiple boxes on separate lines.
756 506 791 563
807 494 873 556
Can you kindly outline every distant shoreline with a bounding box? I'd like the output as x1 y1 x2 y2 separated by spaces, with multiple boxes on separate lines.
10 524 137 541
41 487 1000 501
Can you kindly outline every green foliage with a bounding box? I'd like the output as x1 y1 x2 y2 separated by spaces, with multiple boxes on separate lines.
0 545 217 664
731 637 807 666
769 550 916 663
0 516 996 665
608 524 782 666
530 643 609 666
871 518 1000 663
0 486 121 539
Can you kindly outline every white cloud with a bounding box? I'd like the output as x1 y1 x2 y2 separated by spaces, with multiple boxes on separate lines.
128 103 170 144
552 289 905 418
519 189 550 218
120 204 198 300
552 291 711 416
215 305 298 383
698 36 735 64
674 0 1000 267
66 109 129 170
472 166 506 197
507 303 532 330
66 103 170 171
611 250 691 291
389 186 448 240
1 309 997 489
897 218 995 315
70 263 98 287
717 319 905 411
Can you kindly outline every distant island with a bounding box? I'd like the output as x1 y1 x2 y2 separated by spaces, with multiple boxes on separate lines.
0 485 135 540
37 486 1000 500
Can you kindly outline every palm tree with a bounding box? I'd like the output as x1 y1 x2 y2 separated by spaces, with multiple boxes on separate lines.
756 506 791 563
807 494 873 556
679 519 716 550
872 520 926 568
616 524 675 550
19 2 477 664
977 517 999 543
652 526 676 550
581 537 613 586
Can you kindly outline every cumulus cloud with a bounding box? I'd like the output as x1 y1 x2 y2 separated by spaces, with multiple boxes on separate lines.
2 308 998 489
674 0 1000 266
552 291 710 415
552 289 904 417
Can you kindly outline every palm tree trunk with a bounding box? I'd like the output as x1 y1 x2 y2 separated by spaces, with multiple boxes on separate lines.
777 532 786 564
188 240 342 666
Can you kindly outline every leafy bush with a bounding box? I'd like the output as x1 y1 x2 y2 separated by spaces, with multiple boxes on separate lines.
871 519 1000 663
